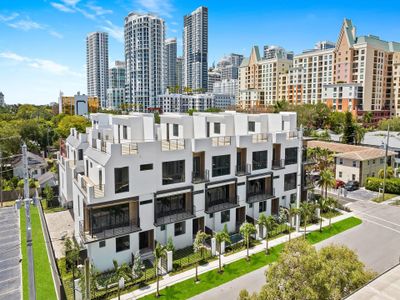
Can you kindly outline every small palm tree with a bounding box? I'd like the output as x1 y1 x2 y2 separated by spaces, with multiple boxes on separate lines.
288 207 300 241
300 201 315 238
378 166 394 179
154 242 167 297
318 169 335 198
214 225 231 273
111 260 133 300
258 214 277 254
240 222 256 260
317 197 329 232
193 231 210 282
326 197 338 227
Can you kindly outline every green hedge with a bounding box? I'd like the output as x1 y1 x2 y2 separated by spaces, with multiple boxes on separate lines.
365 177 400 194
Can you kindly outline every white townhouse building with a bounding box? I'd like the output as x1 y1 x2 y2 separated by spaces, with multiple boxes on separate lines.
59 111 303 271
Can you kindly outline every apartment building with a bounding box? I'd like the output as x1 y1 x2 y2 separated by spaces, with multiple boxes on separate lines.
208 69 221 93
60 111 302 271
213 79 238 97
107 61 126 109
238 46 292 109
322 83 363 113
393 52 400 116
165 38 178 89
176 57 184 92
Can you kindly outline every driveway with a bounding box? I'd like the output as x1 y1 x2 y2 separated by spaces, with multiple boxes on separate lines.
0 207 21 300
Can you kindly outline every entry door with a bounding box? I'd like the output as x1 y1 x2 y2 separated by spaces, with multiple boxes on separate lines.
139 231 149 250
193 156 200 175
237 151 242 168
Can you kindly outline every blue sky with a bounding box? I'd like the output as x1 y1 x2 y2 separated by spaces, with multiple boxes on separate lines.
1 0 400 105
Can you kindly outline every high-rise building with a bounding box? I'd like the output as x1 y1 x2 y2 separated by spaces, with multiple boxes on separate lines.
264 45 293 60
0 91 4 106
183 6 208 91
165 38 177 90
107 61 126 109
86 32 109 108
207 69 221 93
213 79 238 97
217 53 244 80
176 56 184 92
125 12 165 111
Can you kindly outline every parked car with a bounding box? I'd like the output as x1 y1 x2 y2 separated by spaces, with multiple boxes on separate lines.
344 181 359 191
335 179 345 189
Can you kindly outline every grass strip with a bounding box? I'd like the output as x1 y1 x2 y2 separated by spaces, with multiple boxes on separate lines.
140 217 361 300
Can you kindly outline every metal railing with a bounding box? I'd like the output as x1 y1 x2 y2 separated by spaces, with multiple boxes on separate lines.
272 159 285 170
80 177 88 193
154 210 194 226
192 169 210 184
205 195 239 213
161 139 185 151
121 142 138 155
247 191 274 204
287 131 298 139
101 140 107 153
211 136 231 147
162 174 185 185
236 164 251 176
252 133 268 143
91 184 105 198
252 161 268 171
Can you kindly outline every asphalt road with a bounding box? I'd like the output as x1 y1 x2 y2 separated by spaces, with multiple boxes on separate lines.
191 198 400 300
0 206 21 300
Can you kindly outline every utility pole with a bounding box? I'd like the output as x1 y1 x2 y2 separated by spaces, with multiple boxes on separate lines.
382 124 390 202
296 124 303 232
22 143 36 300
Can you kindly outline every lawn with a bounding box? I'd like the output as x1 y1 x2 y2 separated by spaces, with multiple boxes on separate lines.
372 193 397 203
20 206 57 300
140 217 362 300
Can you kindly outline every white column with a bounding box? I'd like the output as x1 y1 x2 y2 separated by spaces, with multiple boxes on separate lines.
211 237 216 256
220 241 226 254
166 250 173 273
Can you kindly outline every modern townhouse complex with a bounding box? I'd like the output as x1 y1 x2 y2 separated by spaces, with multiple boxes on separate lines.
107 61 126 109
86 32 109 108
59 111 303 271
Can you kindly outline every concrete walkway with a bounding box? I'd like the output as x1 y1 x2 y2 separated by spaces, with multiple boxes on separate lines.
116 212 354 300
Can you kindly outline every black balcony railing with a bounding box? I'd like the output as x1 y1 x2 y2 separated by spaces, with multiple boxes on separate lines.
236 164 251 176
247 191 274 204
162 173 185 185
154 209 195 226
272 159 285 170
192 170 210 184
205 195 239 214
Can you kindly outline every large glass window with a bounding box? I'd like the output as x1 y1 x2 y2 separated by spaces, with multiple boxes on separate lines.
162 160 185 185
114 167 129 193
116 235 130 252
214 122 220 134
156 194 186 218
174 221 186 236
78 149 83 160
252 151 268 170
212 155 230 177
173 124 179 136
259 201 267 212
285 147 298 165
248 178 266 196
221 210 230 223
248 121 255 132
284 173 297 191
91 203 130 234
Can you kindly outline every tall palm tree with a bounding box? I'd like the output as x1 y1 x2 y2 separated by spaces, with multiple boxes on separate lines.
111 260 133 300
300 201 315 238
258 214 277 254
318 169 335 198
326 197 338 227
193 230 210 282
214 226 231 273
154 242 167 297
317 197 329 232
378 166 394 179
240 222 256 260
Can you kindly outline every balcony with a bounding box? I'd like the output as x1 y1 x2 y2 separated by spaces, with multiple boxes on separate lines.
236 164 251 176
90 184 105 198
212 136 231 147
154 209 195 226
192 170 210 184
287 131 298 139
154 193 194 226
162 139 185 151
79 219 141 243
121 142 138 155
252 133 268 143
272 159 285 170
205 195 239 214
247 191 274 204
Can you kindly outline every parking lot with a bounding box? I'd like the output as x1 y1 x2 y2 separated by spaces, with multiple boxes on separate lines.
0 206 21 300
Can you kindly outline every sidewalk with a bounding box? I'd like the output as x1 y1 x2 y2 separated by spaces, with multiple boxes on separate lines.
117 211 354 300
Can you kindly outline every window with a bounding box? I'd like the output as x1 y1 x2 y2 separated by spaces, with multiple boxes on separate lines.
212 155 230 177
252 151 268 170
290 193 296 205
284 173 297 191
339 158 343 165
214 122 220 134
380 158 384 164
259 201 267 212
248 121 255 132
140 164 153 171
160 225 166 231
373 160 376 164
352 161 357 167
114 167 129 193
174 221 186 236
210 213 214 218
78 149 83 160
352 174 356 180
116 235 130 252
99 240 106 248
123 126 127 139
285 147 298 165
339 171 342 177
162 160 185 184
221 210 230 223
173 124 179 136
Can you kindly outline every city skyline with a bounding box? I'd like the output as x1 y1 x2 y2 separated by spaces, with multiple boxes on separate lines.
1 0 400 105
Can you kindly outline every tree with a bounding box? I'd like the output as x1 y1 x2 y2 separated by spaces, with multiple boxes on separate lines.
307 147 334 172
193 230 209 281
354 123 366 144
43 184 54 208
257 214 276 254
239 239 375 300
378 117 400 131
153 242 167 297
166 236 175 253
318 169 335 198
240 222 256 260
214 225 231 273
341 112 356 144
326 197 338 227
316 197 329 232
78 262 99 299
362 111 373 125
56 115 91 138
111 260 133 300
300 201 315 238
378 166 394 179
327 111 346 134
272 100 288 113
287 207 299 241
132 251 144 279
64 237 80 278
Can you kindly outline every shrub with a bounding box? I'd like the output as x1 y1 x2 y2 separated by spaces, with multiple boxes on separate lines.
365 177 400 194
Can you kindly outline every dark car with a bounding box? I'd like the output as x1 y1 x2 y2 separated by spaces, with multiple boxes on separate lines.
344 181 359 191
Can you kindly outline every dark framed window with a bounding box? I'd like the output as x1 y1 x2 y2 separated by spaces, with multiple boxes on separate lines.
248 121 255 132
212 155 230 177
160 225 166 231
259 201 267 212
174 221 186 236
123 126 127 139
285 147 298 165
352 161 357 167
140 164 153 171
114 167 129 193
116 235 130 252
252 150 268 170
290 193 296 205
221 210 230 223
99 240 106 248
173 124 179 136
284 173 297 191
78 149 83 160
214 122 220 134
162 160 185 185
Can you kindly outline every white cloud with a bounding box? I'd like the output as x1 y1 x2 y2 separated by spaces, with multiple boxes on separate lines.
86 3 113 15
49 30 63 39
0 13 19 22
101 20 123 43
170 21 178 26
0 51 83 77
170 29 177 33
61 0 81 5
8 19 43 31
135 0 174 18
50 2 75 13
51 0 112 19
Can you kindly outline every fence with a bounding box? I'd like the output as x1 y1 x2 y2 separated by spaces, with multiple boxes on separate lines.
1 188 36 202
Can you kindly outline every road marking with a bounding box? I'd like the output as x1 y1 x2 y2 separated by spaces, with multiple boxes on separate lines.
0 265 19 273
356 216 400 235
0 276 19 285
0 257 19 264
354 211 400 228
0 287 20 297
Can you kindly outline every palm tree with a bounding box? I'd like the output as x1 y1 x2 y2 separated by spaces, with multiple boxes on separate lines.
362 111 373 124
193 231 210 282
354 123 366 144
326 197 338 227
214 226 231 273
272 100 288 113
317 197 329 232
111 260 133 300
258 214 277 254
318 169 335 198
287 207 300 241
300 201 315 238
240 222 256 260
378 166 394 179
154 242 167 297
